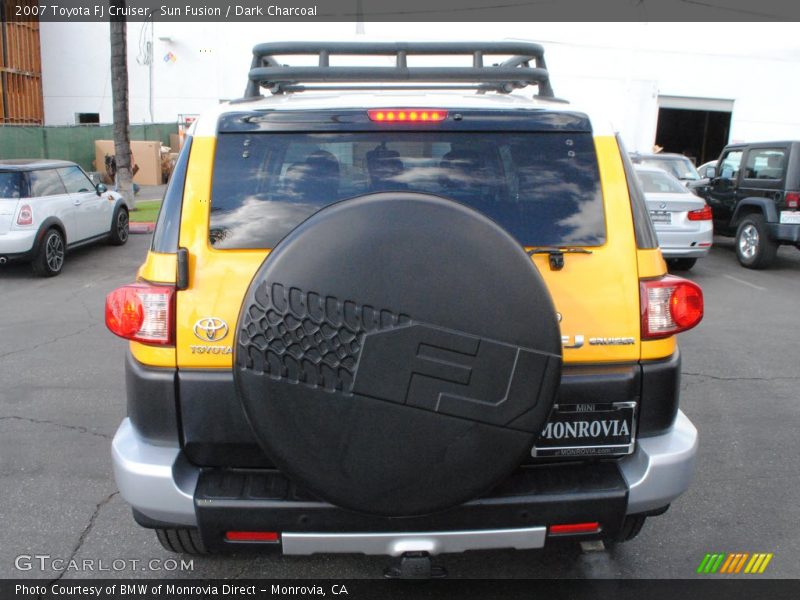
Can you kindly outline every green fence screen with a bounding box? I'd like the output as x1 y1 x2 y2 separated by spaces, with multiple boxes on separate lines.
0 123 178 172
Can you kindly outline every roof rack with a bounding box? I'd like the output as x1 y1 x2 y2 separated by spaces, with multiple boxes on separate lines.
244 41 555 98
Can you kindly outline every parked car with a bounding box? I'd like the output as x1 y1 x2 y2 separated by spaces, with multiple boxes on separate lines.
696 160 717 179
629 152 701 185
105 42 702 566
0 159 129 276
635 166 713 270
690 141 800 268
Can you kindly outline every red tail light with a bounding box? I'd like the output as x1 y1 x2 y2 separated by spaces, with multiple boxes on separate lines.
641 275 703 339
786 192 800 209
687 205 712 221
225 531 280 542
549 522 601 535
105 284 174 345
368 109 448 122
17 204 33 226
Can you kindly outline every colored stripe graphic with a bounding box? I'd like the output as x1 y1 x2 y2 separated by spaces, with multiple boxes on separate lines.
697 554 713 574
703 553 725 573
734 553 749 573
720 553 736 573
759 553 773 573
745 554 761 574
699 552 773 574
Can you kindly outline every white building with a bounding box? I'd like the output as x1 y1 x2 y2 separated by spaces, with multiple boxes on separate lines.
38 21 800 164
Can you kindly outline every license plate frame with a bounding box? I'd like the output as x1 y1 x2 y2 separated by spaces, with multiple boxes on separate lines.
532 401 637 458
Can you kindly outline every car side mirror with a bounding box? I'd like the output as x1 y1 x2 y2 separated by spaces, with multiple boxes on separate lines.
705 166 716 179
96 183 107 195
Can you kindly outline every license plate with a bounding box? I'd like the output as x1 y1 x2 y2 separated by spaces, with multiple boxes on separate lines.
649 210 672 224
532 402 636 458
780 211 800 224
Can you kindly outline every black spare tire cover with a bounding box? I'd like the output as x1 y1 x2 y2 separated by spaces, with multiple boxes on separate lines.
234 192 562 516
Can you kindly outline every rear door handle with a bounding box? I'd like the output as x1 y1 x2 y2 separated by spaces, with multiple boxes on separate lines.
73 200 82 206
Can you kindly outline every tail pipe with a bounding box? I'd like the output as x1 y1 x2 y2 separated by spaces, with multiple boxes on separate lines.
0 256 7 265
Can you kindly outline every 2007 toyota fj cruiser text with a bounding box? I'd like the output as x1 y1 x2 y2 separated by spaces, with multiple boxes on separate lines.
105 42 702 564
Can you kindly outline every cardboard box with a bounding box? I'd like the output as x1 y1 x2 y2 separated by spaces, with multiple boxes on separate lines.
169 133 182 152
94 140 162 186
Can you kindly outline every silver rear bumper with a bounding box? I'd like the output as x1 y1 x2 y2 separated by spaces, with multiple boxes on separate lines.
112 410 698 552
619 410 698 514
111 419 197 526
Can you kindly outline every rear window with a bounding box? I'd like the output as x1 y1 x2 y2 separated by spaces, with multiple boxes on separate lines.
210 132 604 249
636 170 687 194
640 157 699 181
0 171 22 199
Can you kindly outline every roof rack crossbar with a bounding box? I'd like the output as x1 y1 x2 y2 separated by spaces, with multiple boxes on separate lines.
244 41 554 98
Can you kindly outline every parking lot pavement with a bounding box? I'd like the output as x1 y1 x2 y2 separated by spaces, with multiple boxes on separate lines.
1 235 799 579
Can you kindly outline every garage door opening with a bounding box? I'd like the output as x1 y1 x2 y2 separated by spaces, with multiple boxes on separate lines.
655 97 733 166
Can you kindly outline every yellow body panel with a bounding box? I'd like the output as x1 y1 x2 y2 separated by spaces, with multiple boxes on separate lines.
132 133 675 369
532 135 643 364
136 251 177 284
175 136 270 368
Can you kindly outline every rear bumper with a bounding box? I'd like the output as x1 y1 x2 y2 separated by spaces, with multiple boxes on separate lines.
767 222 800 244
112 410 697 554
111 419 197 527
0 229 37 259
655 225 713 259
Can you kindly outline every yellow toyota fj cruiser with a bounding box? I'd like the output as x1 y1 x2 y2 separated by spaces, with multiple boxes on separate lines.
106 42 702 566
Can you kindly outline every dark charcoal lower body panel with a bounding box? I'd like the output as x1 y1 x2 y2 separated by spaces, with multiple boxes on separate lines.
167 354 680 468
194 462 628 552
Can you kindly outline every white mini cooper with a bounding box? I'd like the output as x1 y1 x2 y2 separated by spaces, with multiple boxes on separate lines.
0 159 130 276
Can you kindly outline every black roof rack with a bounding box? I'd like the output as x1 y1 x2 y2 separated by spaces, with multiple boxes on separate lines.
244 41 555 98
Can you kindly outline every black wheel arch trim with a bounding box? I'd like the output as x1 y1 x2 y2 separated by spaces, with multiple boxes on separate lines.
731 197 779 227
114 199 129 215
35 216 68 248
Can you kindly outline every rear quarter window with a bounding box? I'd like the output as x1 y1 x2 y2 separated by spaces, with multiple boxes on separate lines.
209 131 605 249
28 169 67 197
743 148 786 180
0 172 22 199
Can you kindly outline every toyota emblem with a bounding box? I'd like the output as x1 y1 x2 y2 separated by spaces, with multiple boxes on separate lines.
193 317 229 342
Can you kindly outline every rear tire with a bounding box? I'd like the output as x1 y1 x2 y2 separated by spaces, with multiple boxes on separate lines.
667 258 697 271
31 228 65 277
109 207 129 246
736 214 777 269
155 528 208 555
607 515 647 544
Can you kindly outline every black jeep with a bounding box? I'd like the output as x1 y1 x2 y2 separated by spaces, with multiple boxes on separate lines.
690 141 800 269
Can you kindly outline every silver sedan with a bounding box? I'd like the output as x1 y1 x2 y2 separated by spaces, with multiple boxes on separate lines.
635 166 713 271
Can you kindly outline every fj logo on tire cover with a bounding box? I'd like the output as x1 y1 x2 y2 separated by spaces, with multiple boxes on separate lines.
237 282 556 430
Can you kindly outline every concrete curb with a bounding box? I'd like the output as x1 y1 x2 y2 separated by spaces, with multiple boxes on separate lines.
130 222 156 234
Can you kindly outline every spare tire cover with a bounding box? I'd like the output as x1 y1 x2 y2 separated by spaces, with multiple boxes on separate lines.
234 192 562 516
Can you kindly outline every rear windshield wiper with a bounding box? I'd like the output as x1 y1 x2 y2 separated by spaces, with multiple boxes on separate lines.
526 246 593 271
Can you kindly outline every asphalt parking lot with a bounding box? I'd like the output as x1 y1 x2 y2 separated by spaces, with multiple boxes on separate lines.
1 234 799 580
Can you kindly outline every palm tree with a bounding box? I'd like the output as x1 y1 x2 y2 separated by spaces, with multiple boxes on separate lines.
109 1 134 208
